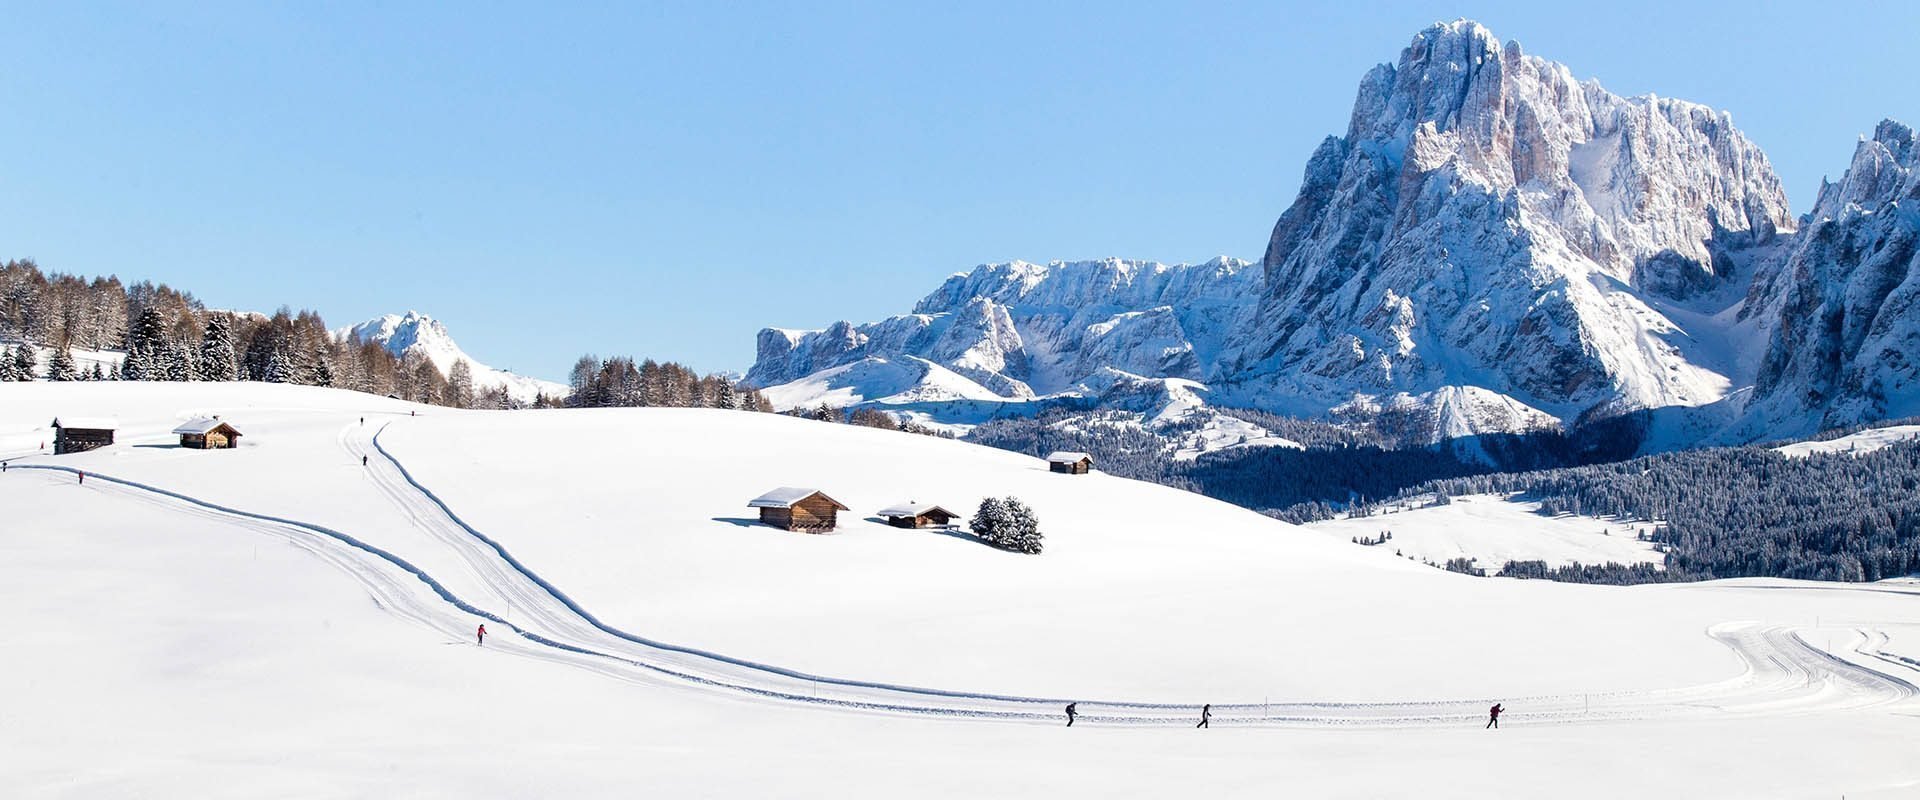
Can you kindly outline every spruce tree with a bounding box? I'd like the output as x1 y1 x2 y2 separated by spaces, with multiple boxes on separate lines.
44 346 77 381
13 344 36 380
263 350 295 383
970 496 1044 554
198 315 238 381
119 346 148 380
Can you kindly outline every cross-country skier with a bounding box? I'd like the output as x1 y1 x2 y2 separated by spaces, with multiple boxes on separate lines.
1065 703 1078 727
1196 704 1211 729
1486 703 1503 729
362 455 368 466
477 623 488 646
77 471 84 485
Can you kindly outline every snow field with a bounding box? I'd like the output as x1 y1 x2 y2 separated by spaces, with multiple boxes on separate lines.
6 382 1920 797
1305 494 1665 571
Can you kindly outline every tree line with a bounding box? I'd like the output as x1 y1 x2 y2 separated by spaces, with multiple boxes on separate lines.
566 354 773 411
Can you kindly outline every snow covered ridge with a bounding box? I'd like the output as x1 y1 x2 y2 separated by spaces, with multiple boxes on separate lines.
745 20 1918 452
336 311 568 404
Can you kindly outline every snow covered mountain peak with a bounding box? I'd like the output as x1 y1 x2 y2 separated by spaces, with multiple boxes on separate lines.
337 312 567 403
1222 19 1790 421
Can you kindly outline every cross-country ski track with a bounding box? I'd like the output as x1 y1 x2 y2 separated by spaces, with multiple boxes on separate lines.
8 417 1915 729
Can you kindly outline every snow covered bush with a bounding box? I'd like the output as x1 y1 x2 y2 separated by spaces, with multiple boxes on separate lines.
971 496 1043 554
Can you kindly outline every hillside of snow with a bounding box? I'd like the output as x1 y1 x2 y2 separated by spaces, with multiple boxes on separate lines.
5 383 1920 796
337 311 567 403
1775 424 1920 459
1305 494 1665 572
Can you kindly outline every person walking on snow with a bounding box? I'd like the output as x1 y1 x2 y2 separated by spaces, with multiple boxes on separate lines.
1196 704 1211 729
477 624 488 646
362 455 368 467
77 471 84 485
1486 703 1503 729
1065 703 1078 727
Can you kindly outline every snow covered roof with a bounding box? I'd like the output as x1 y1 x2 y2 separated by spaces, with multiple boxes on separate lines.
172 418 241 436
747 487 849 510
1045 451 1093 464
51 417 118 431
876 502 957 518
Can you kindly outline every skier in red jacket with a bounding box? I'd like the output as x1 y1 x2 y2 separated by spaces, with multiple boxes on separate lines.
1486 703 1503 729
476 623 488 646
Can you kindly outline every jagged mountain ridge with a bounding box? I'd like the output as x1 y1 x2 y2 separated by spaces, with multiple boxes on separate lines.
744 20 1914 452
1735 120 1920 439
337 311 567 404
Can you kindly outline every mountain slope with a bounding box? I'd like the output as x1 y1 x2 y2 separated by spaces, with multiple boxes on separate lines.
1216 20 1789 423
338 311 567 403
1734 120 1920 438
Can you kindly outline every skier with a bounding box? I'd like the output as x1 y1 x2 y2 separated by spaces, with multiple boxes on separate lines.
1196 704 1211 729
1486 703 1503 729
477 623 488 646
359 417 364 426
77 470 84 485
362 455 368 467
1065 702 1078 727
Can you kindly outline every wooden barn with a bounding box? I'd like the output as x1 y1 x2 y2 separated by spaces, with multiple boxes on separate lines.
173 418 243 449
748 487 850 533
1046 451 1093 474
51 417 117 455
876 501 959 529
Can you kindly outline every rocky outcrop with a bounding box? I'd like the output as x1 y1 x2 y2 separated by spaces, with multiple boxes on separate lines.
1219 20 1791 420
1740 120 1920 435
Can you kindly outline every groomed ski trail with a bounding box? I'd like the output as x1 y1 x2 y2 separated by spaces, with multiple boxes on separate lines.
8 419 1916 728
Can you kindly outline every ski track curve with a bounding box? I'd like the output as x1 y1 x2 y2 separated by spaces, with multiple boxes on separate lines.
6 417 1916 728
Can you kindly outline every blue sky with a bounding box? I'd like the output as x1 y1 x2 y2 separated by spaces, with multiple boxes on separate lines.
2 2 1914 378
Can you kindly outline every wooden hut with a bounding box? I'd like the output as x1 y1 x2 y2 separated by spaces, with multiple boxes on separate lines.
173 418 243 449
876 501 959 529
1046 451 1093 474
748 487 850 533
51 417 117 455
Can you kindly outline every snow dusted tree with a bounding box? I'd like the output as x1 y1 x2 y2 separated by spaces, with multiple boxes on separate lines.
447 359 475 409
44 345 77 381
118 344 148 380
161 342 195 381
88 362 106 381
305 347 335 387
970 496 1043 554
197 315 238 381
0 346 21 381
714 379 738 410
263 350 296 383
1 343 31 379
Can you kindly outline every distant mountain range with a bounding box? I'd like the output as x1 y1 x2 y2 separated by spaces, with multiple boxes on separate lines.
337 312 567 404
744 20 1918 457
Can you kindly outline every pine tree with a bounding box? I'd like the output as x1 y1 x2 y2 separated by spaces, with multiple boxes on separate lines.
263 350 295 383
0 346 21 381
119 345 149 380
714 380 738 410
970 496 1044 554
13 344 36 380
198 315 238 381
88 362 105 381
44 346 77 381
162 342 194 381
447 359 475 409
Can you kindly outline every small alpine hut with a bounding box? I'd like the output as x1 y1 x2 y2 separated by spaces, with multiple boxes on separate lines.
1046 451 1094 475
173 417 243 449
748 487 850 533
51 417 117 455
876 501 959 529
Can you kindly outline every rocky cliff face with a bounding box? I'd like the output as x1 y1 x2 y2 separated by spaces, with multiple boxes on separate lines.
746 256 1257 399
744 21 1918 451
1739 120 1920 435
1218 20 1791 421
